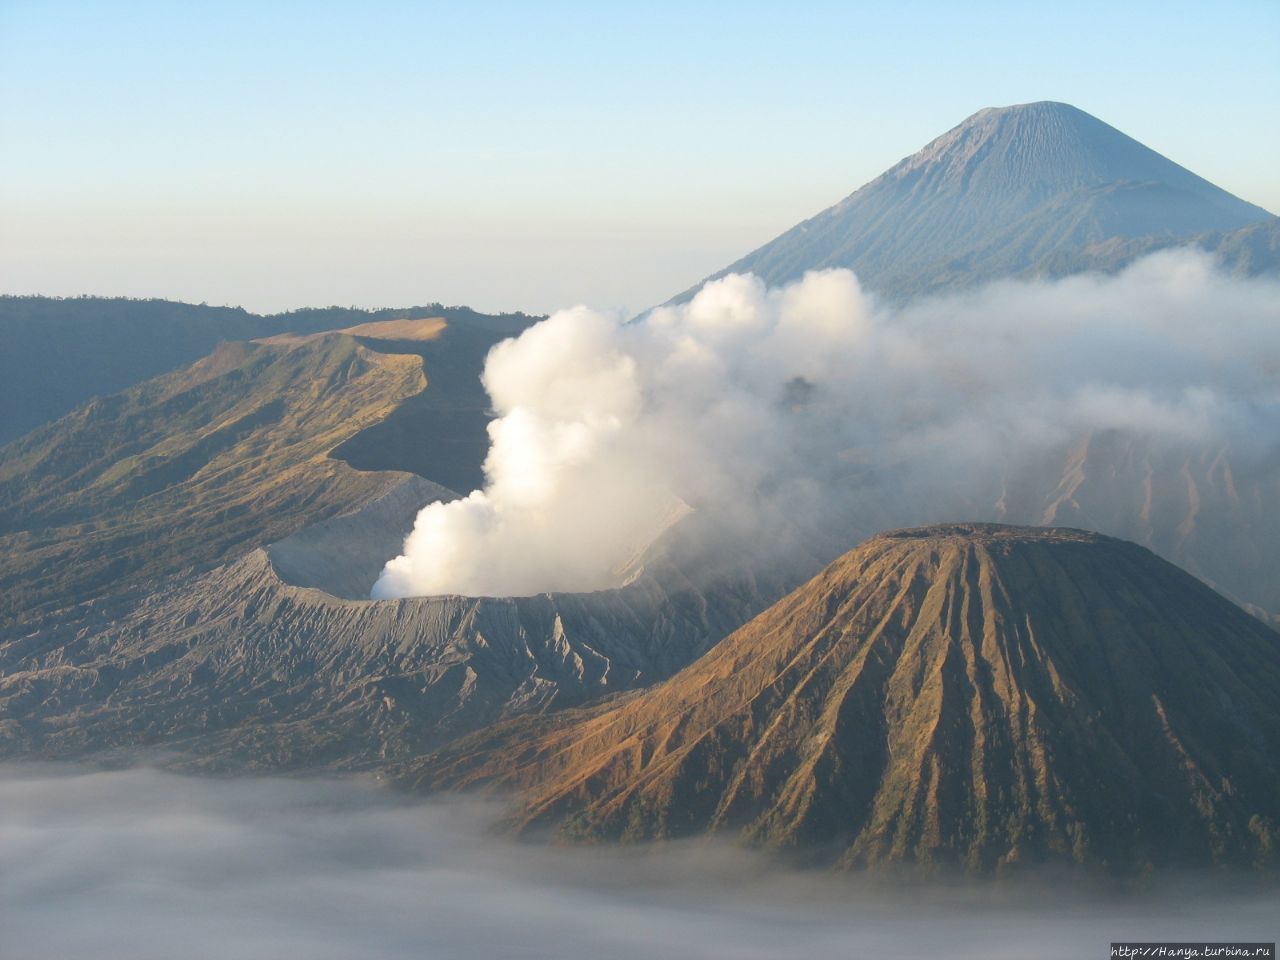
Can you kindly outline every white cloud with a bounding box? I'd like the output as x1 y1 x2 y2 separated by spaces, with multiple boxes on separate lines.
374 251 1280 598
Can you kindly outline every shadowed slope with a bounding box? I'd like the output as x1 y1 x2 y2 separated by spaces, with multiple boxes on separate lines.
327 320 511 495
998 430 1280 618
0 298 284 446
411 524 1280 874
1030 216 1280 282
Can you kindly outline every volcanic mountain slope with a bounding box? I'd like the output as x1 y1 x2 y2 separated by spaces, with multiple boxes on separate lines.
0 510 810 769
0 311 531 628
996 212 1280 283
410 524 1280 874
325 315 517 495
0 295 537 445
0 297 285 446
0 334 424 625
675 101 1274 302
0 303 817 769
997 430 1280 619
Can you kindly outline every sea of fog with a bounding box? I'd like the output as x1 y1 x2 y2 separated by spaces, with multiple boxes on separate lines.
1 765 1275 960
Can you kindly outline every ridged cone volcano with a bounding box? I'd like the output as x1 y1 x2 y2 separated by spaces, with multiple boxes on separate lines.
410 524 1280 874
673 101 1274 301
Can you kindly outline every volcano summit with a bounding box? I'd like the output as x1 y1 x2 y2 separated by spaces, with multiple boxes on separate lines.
411 524 1280 874
676 101 1275 301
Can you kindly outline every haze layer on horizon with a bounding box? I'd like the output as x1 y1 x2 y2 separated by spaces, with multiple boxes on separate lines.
2 0 1278 315
2 764 1276 960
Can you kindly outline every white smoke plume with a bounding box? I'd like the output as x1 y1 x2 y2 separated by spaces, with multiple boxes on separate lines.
373 250 1280 599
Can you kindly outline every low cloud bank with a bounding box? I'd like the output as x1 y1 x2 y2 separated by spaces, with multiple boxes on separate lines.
373 251 1280 598
1 765 1275 960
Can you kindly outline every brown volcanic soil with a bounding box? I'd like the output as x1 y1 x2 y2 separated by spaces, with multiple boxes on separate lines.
255 316 447 346
0 334 427 625
409 523 1280 874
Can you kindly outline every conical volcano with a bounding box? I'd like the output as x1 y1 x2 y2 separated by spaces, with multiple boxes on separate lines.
411 524 1280 874
675 102 1274 301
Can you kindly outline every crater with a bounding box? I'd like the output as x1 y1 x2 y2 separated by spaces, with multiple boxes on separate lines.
266 474 455 599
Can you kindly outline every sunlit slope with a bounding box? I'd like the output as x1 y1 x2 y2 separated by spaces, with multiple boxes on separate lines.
412 524 1280 874
674 102 1274 302
0 296 537 445
255 316 447 347
0 333 427 625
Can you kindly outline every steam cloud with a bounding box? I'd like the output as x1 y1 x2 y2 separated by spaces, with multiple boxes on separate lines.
2 765 1274 960
374 251 1280 598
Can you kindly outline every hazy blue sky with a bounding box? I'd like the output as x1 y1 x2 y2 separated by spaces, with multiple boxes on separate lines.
2 0 1277 315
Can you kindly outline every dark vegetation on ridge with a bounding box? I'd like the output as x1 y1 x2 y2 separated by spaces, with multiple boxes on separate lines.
0 295 538 445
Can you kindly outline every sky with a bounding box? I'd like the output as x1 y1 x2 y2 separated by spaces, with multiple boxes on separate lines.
1 0 1277 316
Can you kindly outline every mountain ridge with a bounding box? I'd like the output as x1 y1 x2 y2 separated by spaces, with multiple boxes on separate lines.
0 296 539 446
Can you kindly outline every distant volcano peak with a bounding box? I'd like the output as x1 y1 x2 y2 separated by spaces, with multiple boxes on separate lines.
956 100 1099 128
891 100 1201 196
673 102 1274 302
